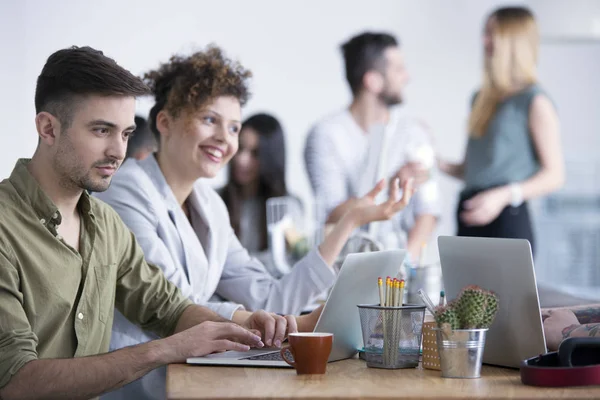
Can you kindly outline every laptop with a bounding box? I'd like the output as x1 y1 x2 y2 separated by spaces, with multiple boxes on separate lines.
438 236 547 368
187 249 406 367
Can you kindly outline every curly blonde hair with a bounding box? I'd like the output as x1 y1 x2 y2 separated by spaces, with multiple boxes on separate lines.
145 45 252 138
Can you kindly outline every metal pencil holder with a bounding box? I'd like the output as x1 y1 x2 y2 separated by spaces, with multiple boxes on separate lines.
357 304 426 369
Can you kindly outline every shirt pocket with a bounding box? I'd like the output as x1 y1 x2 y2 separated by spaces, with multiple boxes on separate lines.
94 263 117 324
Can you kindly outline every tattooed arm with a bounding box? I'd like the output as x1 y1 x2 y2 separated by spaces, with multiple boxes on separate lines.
569 304 600 324
542 304 600 324
562 323 600 340
543 308 600 351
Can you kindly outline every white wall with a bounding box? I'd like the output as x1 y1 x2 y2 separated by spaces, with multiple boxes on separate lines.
1 0 599 262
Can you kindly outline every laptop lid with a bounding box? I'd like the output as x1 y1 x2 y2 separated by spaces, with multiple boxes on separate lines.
186 249 406 367
438 236 547 368
314 249 406 361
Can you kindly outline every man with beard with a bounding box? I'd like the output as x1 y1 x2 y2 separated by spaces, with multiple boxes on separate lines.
304 32 440 263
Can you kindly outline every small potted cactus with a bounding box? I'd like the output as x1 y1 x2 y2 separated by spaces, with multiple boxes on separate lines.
433 285 499 378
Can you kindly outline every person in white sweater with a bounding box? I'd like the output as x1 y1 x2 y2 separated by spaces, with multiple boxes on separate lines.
305 31 440 262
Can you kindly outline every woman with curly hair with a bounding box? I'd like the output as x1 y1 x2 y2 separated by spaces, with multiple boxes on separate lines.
96 45 413 399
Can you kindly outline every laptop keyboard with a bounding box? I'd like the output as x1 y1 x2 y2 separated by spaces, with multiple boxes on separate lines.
241 351 290 362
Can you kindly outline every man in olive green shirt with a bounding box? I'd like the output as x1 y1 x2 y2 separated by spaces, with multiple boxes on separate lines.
0 46 305 400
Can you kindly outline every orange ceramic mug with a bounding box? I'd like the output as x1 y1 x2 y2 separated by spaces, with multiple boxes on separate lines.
280 332 333 375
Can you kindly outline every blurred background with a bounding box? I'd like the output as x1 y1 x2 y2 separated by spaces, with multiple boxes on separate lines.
1 0 599 302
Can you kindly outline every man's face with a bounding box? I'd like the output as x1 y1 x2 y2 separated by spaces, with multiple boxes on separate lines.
52 95 136 192
378 46 409 106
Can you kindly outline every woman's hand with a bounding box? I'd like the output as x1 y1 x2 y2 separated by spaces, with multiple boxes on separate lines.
326 198 361 224
346 177 414 227
459 186 510 226
317 178 413 267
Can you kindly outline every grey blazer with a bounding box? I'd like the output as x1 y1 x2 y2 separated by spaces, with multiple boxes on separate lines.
94 154 334 328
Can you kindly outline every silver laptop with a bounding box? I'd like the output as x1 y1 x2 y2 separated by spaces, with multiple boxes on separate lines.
438 236 547 368
187 249 406 367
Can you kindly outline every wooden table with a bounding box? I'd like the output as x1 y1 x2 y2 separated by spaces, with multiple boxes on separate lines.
167 359 600 399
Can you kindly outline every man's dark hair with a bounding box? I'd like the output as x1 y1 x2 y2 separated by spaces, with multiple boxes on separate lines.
35 46 151 127
341 32 399 95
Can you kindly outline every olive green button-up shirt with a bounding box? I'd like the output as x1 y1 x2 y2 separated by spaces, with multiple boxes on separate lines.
0 159 193 389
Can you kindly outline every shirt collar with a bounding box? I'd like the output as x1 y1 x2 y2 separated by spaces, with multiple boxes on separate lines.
9 158 96 230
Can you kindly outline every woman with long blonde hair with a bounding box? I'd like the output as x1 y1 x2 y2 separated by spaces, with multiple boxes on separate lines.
438 6 564 253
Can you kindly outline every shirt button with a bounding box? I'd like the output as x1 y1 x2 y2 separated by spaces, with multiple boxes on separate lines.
77 313 84 320
53 212 59 219
40 218 46 224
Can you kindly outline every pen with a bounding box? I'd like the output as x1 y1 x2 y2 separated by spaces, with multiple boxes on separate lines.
417 288 436 314
439 290 445 307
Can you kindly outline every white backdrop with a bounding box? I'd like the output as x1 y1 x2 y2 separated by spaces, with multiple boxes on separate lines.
2 0 599 262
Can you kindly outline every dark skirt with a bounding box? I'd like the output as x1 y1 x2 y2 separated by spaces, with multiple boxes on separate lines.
456 189 535 256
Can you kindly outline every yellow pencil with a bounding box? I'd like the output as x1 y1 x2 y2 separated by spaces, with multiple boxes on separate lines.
399 279 405 307
383 276 390 307
378 277 385 307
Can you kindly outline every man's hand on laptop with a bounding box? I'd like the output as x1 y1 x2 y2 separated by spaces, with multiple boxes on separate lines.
162 321 264 362
242 310 298 348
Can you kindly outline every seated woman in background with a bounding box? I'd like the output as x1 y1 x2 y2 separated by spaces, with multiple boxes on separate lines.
220 113 291 255
220 113 308 273
126 115 158 160
95 45 413 399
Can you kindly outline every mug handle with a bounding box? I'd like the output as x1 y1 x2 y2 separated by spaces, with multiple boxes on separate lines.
280 346 295 367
